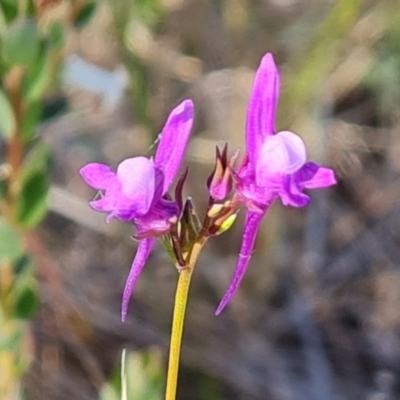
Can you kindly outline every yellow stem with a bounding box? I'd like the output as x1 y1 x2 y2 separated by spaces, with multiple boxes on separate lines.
165 239 206 400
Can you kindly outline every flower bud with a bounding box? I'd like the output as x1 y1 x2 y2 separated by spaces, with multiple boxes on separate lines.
207 203 224 218
207 200 239 236
174 168 189 214
207 145 239 200
179 197 201 252
213 213 238 235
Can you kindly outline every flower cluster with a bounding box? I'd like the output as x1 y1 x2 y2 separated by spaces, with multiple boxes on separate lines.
80 53 336 320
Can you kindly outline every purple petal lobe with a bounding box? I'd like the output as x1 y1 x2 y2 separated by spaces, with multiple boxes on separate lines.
80 163 116 189
246 53 280 165
117 157 156 215
210 181 228 200
256 135 288 184
215 210 264 315
89 195 115 212
276 131 307 173
256 131 306 186
121 238 156 321
135 198 179 236
155 99 194 193
279 180 311 207
295 162 337 189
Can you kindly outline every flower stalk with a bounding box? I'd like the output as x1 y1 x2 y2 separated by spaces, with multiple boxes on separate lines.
165 238 207 400
165 184 230 400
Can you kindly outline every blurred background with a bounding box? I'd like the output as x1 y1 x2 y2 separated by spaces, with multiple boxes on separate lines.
2 0 400 399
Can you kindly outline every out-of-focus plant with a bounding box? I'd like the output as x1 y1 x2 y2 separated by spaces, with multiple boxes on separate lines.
100 348 164 400
363 5 400 116
0 0 96 398
280 0 364 136
108 0 163 129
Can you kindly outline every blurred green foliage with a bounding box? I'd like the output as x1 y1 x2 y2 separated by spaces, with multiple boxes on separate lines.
74 1 96 29
100 348 164 400
3 18 40 67
16 143 51 228
0 218 23 263
0 0 97 398
0 87 15 138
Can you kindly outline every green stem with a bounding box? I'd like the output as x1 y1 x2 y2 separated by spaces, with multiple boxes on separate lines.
165 239 207 400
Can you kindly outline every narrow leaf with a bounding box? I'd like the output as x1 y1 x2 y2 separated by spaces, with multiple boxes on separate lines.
3 18 40 67
0 217 23 264
0 87 15 138
13 283 39 319
16 170 49 229
73 2 96 29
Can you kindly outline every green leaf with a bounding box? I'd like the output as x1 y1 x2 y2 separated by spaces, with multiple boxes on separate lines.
73 2 96 29
99 384 120 400
13 254 34 276
3 18 40 67
26 0 35 17
0 177 6 200
0 5 7 37
48 19 64 49
0 0 18 23
99 348 164 400
0 217 23 263
24 48 53 103
126 349 164 400
23 142 51 172
0 87 16 138
14 283 39 319
41 96 68 122
16 169 49 229
0 326 22 351
134 0 162 27
21 100 42 142
15 142 51 228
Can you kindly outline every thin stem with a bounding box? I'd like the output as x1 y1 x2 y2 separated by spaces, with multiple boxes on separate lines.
165 238 206 400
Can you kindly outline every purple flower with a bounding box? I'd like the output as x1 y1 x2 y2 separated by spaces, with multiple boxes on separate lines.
215 54 336 315
80 99 194 321
207 145 239 201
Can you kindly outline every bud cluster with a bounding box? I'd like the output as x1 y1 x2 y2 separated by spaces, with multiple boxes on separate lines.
162 144 240 270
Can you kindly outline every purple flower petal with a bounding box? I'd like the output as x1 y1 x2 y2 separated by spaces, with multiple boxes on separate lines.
256 131 306 186
255 135 287 186
86 157 163 221
155 99 194 194
80 163 116 189
275 131 307 173
295 162 337 189
89 192 117 212
152 167 166 205
135 198 180 236
278 162 336 208
117 157 157 216
87 179 124 214
279 178 311 207
246 53 280 166
89 193 141 222
121 237 156 321
215 210 264 315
